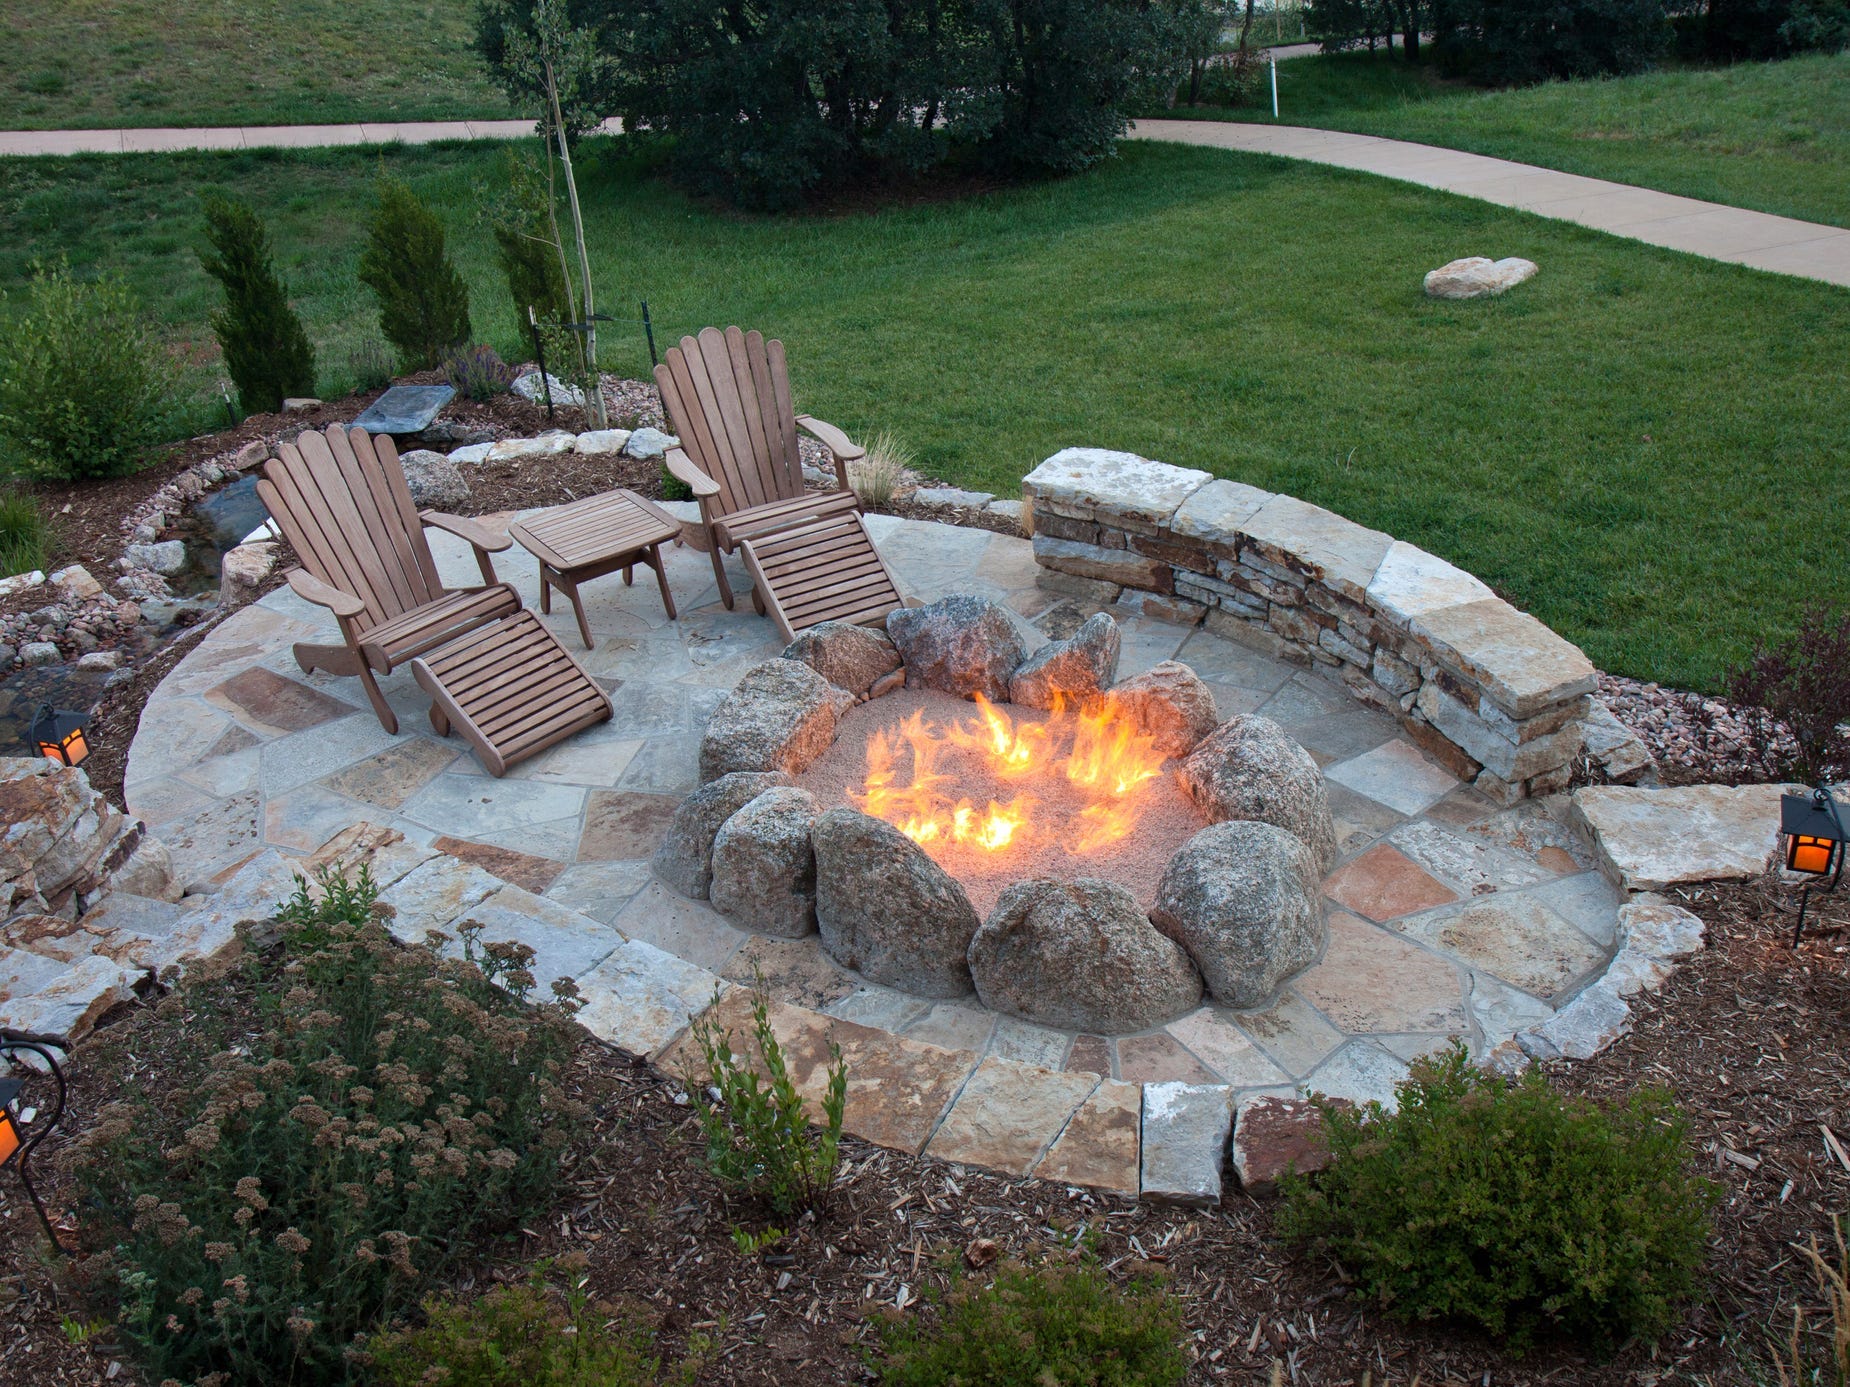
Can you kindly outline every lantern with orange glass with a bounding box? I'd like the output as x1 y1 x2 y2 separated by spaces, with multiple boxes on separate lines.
26 704 90 768
1781 786 1845 947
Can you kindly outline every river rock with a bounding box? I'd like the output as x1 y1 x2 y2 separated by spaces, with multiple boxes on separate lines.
970 877 1202 1033
511 371 585 408
19 642 59 667
49 566 103 602
1102 660 1220 757
652 771 789 900
887 595 1026 702
1423 256 1537 299
1007 612 1120 710
699 660 853 783
812 807 979 997
624 427 679 460
782 621 902 700
709 787 821 937
218 542 279 609
1176 715 1337 874
574 429 632 454
397 449 472 510
125 540 186 576
1151 820 1324 1007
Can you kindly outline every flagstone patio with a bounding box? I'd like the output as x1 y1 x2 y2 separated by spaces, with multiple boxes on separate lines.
123 510 1631 1194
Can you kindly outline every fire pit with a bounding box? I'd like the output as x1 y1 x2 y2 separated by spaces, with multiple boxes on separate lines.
657 596 1339 1036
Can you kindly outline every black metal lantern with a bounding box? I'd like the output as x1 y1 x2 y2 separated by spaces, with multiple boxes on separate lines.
0 1028 69 1252
26 704 90 768
1781 785 1846 946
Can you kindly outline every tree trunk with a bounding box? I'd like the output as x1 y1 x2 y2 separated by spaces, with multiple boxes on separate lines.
546 53 607 430
1237 0 1258 53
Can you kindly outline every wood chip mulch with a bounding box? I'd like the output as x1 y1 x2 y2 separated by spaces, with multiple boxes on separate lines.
4 879 1846 1386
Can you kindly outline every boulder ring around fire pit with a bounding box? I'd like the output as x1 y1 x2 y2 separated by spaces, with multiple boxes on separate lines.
653 597 1338 1035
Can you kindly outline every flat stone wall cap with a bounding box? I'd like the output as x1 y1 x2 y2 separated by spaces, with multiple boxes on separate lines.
1365 540 1494 628
1240 495 1393 603
1022 448 1211 528
1169 479 1275 549
1140 1080 1233 1207
1409 597 1596 719
1571 783 1795 893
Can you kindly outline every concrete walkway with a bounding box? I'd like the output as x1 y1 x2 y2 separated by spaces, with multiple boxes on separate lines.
1131 118 1850 287
0 116 623 157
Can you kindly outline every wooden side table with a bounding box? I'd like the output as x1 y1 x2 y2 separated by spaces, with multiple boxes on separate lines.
507 489 682 649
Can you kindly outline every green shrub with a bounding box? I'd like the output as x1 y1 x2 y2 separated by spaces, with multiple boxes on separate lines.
368 1261 699 1387
689 986 845 1217
198 195 317 415
0 487 50 576
1433 0 1670 83
0 261 175 480
492 150 574 341
658 463 693 503
877 1258 1188 1386
358 177 473 373
1278 1045 1715 1352
64 864 587 1386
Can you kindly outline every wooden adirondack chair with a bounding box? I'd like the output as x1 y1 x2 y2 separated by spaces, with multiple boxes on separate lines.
257 424 523 735
656 326 874 613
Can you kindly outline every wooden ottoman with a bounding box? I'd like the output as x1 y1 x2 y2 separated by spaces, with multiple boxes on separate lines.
508 489 682 649
737 509 904 643
410 610 613 777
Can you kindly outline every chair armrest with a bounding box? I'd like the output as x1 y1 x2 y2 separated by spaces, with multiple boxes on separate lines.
285 567 366 619
420 511 513 553
665 447 722 498
794 415 865 463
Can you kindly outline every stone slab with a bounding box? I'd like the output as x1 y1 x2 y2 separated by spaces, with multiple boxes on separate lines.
1325 739 1459 816
924 1057 1099 1176
1165 1008 1292 1088
1140 1080 1233 1206
376 855 503 944
1409 598 1596 720
454 885 624 994
611 882 746 971
1032 1078 1142 1194
351 384 456 435
1519 980 1629 1060
1031 535 1171 592
1303 1041 1410 1112
1239 495 1392 603
1294 911 1467 1033
1167 479 1275 549
1364 540 1495 628
1022 448 1211 536
1396 893 1607 1002
575 939 729 1058
1231 1094 1343 1195
1322 842 1457 922
1569 783 1794 892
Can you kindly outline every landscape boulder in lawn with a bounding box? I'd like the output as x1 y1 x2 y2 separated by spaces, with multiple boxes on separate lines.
969 877 1202 1033
395 449 472 511
812 807 979 998
699 660 853 783
1103 660 1220 758
1151 820 1324 1008
1177 714 1337 874
782 621 903 701
652 771 789 900
1007 612 1120 710
709 787 822 937
1423 257 1537 299
887 596 1026 702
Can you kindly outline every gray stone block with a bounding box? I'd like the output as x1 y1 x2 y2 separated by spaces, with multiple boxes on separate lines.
1140 1081 1233 1206
1032 535 1170 593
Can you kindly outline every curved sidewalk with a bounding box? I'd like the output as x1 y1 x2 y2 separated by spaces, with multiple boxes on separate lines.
0 116 623 157
1131 119 1850 287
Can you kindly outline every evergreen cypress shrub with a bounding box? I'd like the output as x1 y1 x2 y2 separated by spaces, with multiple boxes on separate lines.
0 261 175 480
357 177 473 373
198 195 317 415
493 151 573 341
1279 1045 1715 1351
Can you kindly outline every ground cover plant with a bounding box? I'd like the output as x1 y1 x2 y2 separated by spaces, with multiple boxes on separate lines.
1189 48 1850 227
1279 1045 1716 1350
0 138 1846 688
0 0 512 130
61 866 587 1385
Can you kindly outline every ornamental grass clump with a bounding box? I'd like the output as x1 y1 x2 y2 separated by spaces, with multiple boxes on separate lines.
877 1257 1187 1387
443 344 519 401
1279 1044 1715 1352
64 864 587 1387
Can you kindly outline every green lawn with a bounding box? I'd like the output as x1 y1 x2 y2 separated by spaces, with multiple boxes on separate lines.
2 139 1845 691
0 0 512 129
1189 50 1850 228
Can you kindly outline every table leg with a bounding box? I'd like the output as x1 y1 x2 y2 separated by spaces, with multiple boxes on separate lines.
561 571 595 649
538 562 553 615
647 545 677 621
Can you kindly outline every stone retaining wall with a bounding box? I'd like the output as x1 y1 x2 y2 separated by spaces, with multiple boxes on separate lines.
1023 448 1597 804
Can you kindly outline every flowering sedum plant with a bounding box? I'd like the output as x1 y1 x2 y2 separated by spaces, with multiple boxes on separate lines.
65 864 586 1387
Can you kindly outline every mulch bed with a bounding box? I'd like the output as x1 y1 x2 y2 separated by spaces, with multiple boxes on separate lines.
4 879 1846 1385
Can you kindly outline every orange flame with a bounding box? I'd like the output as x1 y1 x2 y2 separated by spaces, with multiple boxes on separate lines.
849 692 1168 855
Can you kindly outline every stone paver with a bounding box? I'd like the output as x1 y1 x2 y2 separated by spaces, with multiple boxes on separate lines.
1140 1081 1234 1206
1569 783 1793 892
1129 120 1850 288
924 1057 1099 1175
1395 892 1607 1002
119 512 1637 1199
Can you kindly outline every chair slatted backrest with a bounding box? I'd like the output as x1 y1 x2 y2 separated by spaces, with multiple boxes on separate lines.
654 326 803 518
256 424 445 636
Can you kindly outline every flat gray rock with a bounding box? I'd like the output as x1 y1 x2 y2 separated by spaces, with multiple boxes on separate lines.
1140 1080 1233 1206
352 384 456 435
1569 783 1794 892
812 807 979 998
912 486 995 510
887 595 1026 702
698 660 852 783
1151 820 1324 1008
969 877 1202 1033
654 771 789 900
709 787 821 937
1007 611 1119 710
1177 714 1337 874
1022 448 1211 535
